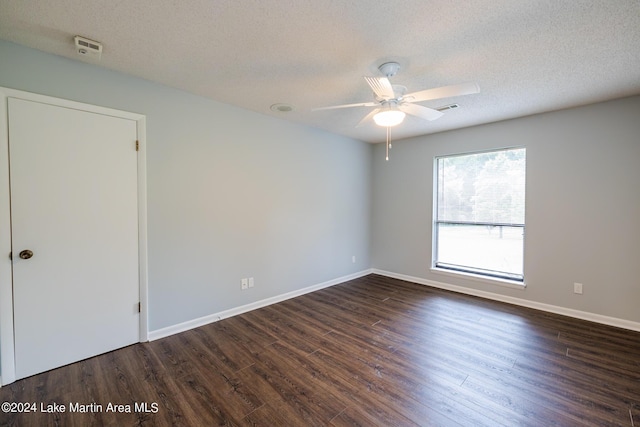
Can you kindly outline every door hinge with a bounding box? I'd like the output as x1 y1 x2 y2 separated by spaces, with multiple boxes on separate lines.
135 140 139 151
8 252 12 260
138 302 141 313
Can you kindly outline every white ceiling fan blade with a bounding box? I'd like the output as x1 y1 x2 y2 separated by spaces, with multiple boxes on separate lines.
364 76 395 100
399 103 444 121
405 82 480 103
356 108 381 127
312 101 378 111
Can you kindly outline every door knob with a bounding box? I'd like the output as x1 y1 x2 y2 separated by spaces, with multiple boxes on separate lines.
19 250 33 260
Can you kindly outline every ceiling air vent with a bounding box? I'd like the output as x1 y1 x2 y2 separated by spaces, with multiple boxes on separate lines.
436 104 459 112
74 36 102 60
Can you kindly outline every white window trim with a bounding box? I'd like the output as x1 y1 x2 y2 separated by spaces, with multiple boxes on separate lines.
432 146 526 284
430 267 526 290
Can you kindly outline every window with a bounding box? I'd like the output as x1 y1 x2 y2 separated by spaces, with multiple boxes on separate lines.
434 148 526 282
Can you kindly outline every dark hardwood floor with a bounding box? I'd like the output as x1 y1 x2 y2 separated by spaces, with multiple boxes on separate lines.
1 274 639 426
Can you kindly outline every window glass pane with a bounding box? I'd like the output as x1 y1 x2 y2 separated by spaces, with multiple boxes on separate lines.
434 147 526 281
436 223 524 279
437 148 526 224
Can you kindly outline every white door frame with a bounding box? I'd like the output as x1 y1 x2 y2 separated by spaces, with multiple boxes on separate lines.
0 87 148 386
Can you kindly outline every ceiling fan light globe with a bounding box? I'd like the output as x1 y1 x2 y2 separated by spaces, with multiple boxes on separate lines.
373 110 405 127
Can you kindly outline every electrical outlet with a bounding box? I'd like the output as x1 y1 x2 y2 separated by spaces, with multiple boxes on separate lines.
573 282 583 294
352 255 356 263
241 278 248 290
248 277 254 288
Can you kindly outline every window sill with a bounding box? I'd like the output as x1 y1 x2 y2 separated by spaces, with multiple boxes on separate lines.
430 267 526 290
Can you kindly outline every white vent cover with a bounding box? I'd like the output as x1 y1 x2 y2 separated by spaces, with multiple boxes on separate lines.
436 103 459 112
74 36 102 60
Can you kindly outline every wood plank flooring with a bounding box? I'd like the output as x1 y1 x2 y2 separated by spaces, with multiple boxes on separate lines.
1 274 639 426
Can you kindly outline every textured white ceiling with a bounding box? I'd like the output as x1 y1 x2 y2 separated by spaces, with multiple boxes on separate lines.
1 0 639 143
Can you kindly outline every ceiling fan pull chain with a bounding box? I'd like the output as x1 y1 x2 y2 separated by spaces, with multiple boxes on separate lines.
386 126 390 161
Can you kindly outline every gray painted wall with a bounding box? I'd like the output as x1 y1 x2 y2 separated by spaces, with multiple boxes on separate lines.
0 40 372 331
1 38 638 334
371 96 640 322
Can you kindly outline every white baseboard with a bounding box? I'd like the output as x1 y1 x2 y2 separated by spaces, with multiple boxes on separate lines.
372 269 640 332
148 269 374 341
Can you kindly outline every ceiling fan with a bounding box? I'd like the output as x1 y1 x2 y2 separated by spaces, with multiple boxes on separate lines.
314 62 480 128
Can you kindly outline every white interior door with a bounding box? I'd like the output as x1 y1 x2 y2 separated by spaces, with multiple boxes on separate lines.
9 97 140 379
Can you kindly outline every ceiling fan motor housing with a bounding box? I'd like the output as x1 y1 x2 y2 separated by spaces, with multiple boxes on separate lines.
374 85 406 102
